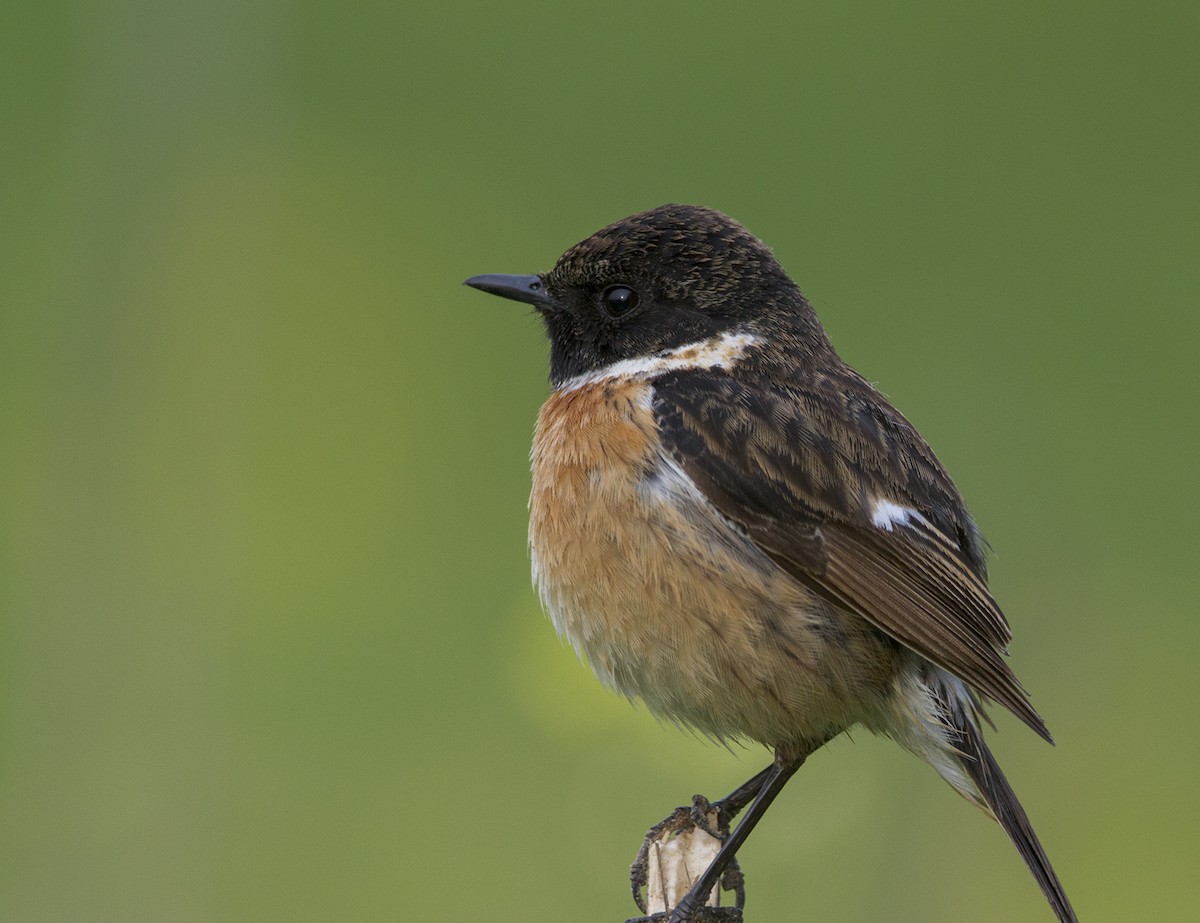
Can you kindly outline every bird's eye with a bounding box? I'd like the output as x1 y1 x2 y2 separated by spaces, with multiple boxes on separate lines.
601 284 639 318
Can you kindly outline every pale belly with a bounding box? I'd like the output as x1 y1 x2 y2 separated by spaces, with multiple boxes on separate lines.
528 379 899 750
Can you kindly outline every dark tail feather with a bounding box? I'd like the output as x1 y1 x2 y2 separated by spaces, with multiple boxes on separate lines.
949 699 1078 922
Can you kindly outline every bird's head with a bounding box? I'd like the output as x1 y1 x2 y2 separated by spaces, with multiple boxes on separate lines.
466 204 826 386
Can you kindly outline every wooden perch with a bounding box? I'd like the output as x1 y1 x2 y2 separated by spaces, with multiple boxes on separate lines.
626 796 746 922
645 806 722 913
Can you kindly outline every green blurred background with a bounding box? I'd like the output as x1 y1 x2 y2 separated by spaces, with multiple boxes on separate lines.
2 2 1196 920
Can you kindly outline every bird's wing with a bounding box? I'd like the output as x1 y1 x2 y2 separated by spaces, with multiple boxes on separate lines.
650 368 1051 742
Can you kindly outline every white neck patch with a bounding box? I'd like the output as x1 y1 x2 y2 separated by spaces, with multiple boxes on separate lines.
557 329 760 393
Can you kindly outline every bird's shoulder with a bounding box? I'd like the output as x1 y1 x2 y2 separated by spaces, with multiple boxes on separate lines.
648 355 985 575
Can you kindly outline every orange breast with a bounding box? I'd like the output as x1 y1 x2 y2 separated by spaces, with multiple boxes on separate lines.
528 378 898 749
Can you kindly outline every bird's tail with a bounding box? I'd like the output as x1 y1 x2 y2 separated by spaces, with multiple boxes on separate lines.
932 675 1079 923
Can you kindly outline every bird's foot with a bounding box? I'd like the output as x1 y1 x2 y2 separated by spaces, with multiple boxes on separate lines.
625 909 742 923
628 794 745 922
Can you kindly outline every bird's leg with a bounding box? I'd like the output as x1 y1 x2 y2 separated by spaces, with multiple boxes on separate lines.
629 764 775 917
711 764 775 829
664 752 807 923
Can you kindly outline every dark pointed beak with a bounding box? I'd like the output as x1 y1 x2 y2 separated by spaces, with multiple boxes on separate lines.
463 273 551 308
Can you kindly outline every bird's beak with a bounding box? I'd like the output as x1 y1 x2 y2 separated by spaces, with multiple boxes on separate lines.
463 273 552 309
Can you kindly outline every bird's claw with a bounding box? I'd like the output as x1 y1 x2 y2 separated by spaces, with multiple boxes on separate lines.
625 909 742 923
629 794 745 917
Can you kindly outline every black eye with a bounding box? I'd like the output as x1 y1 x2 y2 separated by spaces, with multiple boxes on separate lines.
602 284 639 318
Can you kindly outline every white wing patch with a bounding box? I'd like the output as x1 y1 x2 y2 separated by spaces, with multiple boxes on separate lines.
870 498 930 532
558 329 760 393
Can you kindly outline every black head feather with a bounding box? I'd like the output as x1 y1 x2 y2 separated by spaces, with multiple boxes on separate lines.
535 205 828 384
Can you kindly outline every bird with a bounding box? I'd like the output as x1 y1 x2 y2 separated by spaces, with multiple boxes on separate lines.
464 204 1076 922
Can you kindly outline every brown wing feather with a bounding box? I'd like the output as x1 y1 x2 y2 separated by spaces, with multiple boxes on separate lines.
651 367 1052 743
819 526 1048 740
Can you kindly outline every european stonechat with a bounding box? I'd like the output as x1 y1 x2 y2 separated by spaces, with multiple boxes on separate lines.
466 205 1075 922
